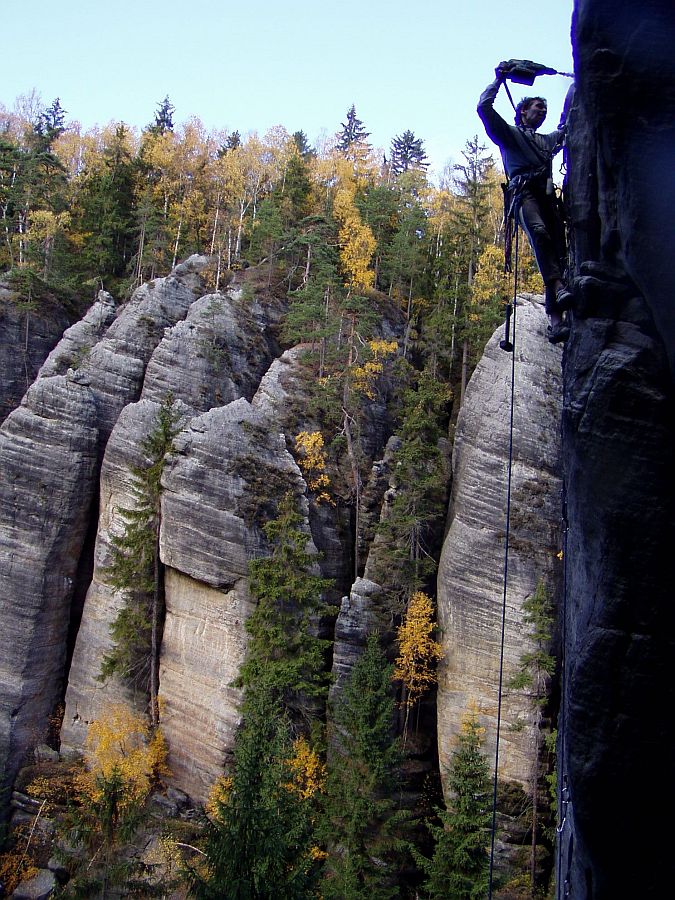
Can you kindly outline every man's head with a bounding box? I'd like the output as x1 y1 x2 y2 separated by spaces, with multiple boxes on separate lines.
515 96 547 129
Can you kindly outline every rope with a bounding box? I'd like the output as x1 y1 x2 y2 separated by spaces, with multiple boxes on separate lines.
488 224 519 898
556 483 571 898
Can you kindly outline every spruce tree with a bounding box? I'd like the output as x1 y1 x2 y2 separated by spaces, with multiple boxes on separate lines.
337 104 370 153
321 633 409 899
390 130 429 176
149 95 175 134
237 493 334 723
76 124 137 284
372 369 449 602
419 709 491 899
192 689 320 900
99 396 182 724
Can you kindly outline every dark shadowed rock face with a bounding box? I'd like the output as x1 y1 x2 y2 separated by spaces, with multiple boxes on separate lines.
0 375 98 800
0 283 73 424
560 1 675 894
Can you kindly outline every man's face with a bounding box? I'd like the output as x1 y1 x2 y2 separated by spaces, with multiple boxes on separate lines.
521 99 547 129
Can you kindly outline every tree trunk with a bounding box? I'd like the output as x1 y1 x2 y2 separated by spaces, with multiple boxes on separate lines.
210 195 221 255
460 338 468 406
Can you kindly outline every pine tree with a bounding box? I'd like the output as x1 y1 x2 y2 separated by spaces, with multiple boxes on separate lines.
321 633 409 899
419 709 491 899
283 214 341 375
192 690 320 900
390 130 429 176
221 130 241 153
98 396 182 725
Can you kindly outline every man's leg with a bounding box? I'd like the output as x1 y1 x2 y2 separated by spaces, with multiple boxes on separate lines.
519 192 570 342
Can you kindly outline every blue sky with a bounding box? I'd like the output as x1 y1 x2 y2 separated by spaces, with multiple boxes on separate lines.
5 0 574 180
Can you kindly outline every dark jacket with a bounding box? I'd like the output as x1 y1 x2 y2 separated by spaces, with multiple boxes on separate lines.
477 78 564 182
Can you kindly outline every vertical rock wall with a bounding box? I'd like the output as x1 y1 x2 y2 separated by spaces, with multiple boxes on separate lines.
0 261 208 799
0 375 98 799
559 1 675 894
436 299 563 789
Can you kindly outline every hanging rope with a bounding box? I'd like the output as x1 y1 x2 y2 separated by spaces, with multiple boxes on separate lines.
488 224 519 899
556 483 571 898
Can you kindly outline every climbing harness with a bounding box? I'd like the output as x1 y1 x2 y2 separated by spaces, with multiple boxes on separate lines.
488 222 519 899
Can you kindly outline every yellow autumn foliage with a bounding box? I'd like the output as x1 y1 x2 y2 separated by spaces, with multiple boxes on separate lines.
295 430 333 503
461 701 487 742
0 828 39 895
286 737 326 800
78 703 169 810
332 165 377 292
351 340 397 399
393 591 444 709
205 775 234 822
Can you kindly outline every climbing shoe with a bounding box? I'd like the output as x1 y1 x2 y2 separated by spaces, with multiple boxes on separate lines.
547 321 570 344
555 285 574 311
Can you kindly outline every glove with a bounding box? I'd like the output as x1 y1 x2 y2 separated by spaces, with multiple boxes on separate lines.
495 61 512 80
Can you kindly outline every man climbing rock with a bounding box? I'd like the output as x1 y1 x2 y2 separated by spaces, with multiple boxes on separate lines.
478 60 573 344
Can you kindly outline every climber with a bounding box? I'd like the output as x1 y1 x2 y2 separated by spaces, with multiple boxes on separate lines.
478 60 573 344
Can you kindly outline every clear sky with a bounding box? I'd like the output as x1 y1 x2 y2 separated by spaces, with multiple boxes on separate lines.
4 0 574 181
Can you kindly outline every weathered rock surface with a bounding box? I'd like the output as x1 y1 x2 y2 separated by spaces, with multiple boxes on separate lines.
0 375 98 809
0 282 72 424
11 868 57 899
76 255 208 448
60 398 183 748
159 399 312 801
37 291 116 379
557 2 675 893
158 568 254 802
331 577 391 696
436 298 562 789
61 392 310 801
141 279 285 413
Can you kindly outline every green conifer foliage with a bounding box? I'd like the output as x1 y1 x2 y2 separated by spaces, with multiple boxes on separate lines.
337 105 370 153
372 369 450 604
191 690 320 900
419 710 491 899
98 397 182 723
321 633 409 899
75 125 137 286
149 95 175 135
390 130 429 176
237 493 334 722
